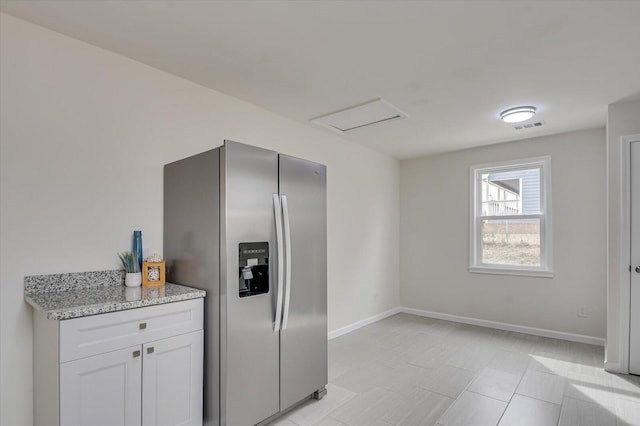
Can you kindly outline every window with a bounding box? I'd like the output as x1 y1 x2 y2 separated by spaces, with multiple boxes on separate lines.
469 156 553 277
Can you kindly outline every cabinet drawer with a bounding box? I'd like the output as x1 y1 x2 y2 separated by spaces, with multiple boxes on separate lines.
60 298 203 363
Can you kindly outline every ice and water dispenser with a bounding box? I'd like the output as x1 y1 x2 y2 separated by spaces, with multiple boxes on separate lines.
238 242 269 297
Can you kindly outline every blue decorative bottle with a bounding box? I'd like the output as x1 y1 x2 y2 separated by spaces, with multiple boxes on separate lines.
132 230 143 271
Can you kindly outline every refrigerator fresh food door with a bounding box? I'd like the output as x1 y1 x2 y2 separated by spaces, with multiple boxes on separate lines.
278 154 328 410
221 141 280 426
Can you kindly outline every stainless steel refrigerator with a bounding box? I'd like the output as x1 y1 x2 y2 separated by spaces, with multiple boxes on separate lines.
164 140 327 426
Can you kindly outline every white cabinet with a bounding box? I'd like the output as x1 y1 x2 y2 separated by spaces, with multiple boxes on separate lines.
34 298 204 426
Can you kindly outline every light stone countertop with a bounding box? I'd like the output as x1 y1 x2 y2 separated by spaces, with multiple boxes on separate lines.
24 270 205 320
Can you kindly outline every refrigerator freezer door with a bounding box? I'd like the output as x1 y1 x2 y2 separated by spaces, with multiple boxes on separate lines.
221 141 280 426
278 154 328 410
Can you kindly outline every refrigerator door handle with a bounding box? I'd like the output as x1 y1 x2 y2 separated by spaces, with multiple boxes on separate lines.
273 194 285 332
281 194 292 330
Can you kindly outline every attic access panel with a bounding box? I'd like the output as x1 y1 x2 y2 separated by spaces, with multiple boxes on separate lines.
310 98 407 132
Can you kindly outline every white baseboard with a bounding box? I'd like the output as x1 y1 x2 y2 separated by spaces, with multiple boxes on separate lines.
327 305 606 347
604 361 623 374
604 345 628 374
401 307 606 347
328 307 401 340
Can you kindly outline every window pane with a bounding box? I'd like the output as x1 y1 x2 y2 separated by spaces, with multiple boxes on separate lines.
480 167 540 216
481 218 540 266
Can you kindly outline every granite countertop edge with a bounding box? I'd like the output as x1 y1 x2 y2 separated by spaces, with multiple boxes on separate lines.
24 270 205 321
25 288 206 321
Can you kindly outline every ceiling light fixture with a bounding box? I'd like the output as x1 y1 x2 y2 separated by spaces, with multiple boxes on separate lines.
500 106 536 123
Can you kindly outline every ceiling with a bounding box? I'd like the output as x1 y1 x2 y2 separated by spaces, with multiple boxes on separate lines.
2 1 639 159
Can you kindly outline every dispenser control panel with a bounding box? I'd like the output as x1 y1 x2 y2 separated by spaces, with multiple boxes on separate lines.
238 242 269 297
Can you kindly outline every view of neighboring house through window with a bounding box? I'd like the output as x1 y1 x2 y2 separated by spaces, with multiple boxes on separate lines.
470 156 553 277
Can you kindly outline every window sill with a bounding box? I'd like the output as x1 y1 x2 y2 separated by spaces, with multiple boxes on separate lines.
468 266 554 278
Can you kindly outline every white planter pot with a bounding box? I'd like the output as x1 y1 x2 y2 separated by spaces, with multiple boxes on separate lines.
125 272 142 288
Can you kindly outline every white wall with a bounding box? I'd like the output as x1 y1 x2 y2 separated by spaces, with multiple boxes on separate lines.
605 99 640 371
0 14 400 425
401 128 606 338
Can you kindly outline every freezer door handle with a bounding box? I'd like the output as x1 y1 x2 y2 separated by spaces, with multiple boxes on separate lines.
273 194 285 332
281 194 292 330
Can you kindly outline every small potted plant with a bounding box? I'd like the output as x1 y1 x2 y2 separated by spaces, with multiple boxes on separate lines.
119 251 142 287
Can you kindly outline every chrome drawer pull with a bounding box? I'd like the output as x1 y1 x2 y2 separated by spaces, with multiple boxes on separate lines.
133 350 141 358
139 322 147 330
147 347 154 354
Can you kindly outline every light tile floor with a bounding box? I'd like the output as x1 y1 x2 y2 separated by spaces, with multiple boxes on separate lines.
268 313 640 426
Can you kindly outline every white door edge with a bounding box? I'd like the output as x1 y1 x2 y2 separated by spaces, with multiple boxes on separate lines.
617 134 640 375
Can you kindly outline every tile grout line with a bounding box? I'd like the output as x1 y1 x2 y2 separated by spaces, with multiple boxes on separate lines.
431 360 485 424
465 389 512 404
494 366 529 425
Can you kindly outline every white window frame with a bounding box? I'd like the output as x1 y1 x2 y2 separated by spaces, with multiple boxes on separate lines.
469 156 553 278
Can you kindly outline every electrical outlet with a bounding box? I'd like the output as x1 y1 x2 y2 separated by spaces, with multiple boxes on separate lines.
578 305 588 318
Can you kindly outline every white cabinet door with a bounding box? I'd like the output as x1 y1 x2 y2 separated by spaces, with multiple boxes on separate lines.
60 345 142 426
142 330 203 426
